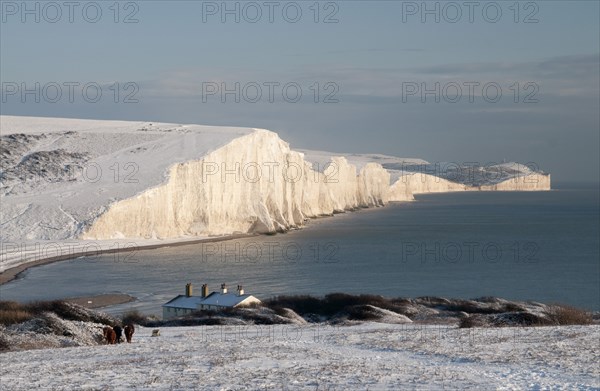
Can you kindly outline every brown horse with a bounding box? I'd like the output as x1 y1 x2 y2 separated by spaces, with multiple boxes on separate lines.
103 326 116 344
124 324 135 343
113 325 123 343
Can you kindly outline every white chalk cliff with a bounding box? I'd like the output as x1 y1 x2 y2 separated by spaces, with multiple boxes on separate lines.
0 116 550 243
388 171 551 202
84 131 390 239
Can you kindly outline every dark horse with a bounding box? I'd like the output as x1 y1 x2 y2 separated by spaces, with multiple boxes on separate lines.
102 326 116 344
113 325 123 343
124 324 135 343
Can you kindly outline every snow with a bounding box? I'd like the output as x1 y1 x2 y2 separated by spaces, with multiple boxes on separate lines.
1 323 597 389
0 313 107 351
299 149 428 173
0 116 251 241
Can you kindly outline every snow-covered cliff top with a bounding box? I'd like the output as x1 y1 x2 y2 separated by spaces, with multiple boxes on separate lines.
299 149 427 173
1 115 253 196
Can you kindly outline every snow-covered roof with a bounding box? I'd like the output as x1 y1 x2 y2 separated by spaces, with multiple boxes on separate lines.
199 292 257 308
162 295 206 309
162 292 259 309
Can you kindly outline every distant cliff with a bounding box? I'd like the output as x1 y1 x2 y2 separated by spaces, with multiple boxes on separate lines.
389 172 550 202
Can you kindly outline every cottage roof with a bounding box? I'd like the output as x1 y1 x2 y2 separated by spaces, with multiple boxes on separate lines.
162 295 205 309
162 292 258 309
199 292 255 307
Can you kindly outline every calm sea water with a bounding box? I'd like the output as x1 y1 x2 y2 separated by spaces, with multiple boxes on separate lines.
2 184 598 316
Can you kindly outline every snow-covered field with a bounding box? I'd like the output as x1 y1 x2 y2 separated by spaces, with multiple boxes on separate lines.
1 323 598 390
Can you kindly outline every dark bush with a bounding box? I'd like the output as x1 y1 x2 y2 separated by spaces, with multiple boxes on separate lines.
0 334 10 352
0 301 23 311
0 309 33 326
271 306 290 317
503 303 527 312
461 305 593 328
459 315 486 328
414 297 452 306
121 310 148 326
346 305 382 321
264 293 412 320
423 298 526 315
492 312 548 327
264 295 323 316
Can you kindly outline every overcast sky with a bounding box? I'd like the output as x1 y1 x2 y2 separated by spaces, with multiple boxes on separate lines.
1 1 598 183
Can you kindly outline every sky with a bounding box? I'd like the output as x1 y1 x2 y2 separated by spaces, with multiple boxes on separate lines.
1 0 599 183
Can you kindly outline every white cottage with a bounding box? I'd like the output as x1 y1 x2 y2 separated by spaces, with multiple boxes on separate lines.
162 283 261 320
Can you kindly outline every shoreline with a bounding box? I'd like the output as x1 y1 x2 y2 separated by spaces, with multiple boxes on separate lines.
64 293 136 309
0 204 394 286
0 233 258 285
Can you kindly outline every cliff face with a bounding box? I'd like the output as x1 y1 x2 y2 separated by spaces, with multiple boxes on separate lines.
389 173 469 201
478 173 551 191
83 130 390 239
388 172 551 202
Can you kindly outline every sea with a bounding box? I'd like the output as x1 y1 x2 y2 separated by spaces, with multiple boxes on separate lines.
1 183 598 316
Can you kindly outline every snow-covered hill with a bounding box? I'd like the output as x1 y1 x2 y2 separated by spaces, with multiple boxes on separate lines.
0 116 550 272
1 116 254 241
0 323 597 389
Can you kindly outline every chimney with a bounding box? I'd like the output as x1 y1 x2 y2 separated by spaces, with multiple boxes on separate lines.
237 285 244 296
221 283 228 294
185 283 193 297
201 284 209 298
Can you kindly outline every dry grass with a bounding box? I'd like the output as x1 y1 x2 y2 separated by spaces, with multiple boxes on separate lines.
0 301 34 326
0 309 33 326
459 304 593 328
546 304 593 326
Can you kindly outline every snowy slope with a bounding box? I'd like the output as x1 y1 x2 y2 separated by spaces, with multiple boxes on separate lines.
1 116 252 240
0 323 597 390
